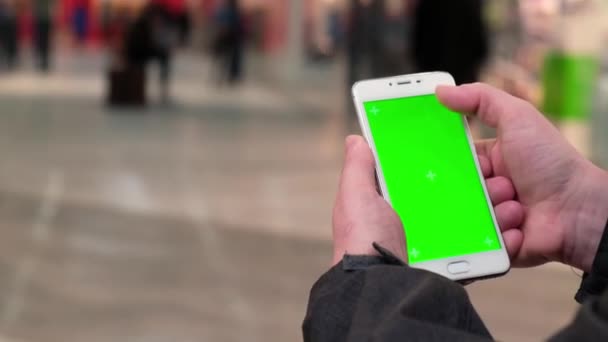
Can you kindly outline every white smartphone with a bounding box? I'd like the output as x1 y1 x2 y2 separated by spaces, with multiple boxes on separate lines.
352 72 510 281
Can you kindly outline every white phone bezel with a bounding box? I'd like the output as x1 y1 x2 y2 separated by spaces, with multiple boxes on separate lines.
352 72 510 281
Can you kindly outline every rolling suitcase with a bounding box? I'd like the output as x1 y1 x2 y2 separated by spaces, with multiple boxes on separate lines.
107 66 147 107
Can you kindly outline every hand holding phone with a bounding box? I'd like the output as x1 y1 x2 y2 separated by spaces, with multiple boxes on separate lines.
338 77 608 282
437 84 608 273
351 72 510 281
332 135 408 265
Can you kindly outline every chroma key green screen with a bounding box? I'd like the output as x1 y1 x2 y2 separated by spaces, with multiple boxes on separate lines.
364 94 501 263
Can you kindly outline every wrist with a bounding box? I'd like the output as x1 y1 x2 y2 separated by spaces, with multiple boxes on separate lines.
563 162 608 272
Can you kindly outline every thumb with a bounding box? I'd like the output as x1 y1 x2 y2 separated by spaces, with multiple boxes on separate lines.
333 135 405 264
339 135 378 198
436 83 529 129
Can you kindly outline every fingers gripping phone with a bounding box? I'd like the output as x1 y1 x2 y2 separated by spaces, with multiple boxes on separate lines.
352 72 510 281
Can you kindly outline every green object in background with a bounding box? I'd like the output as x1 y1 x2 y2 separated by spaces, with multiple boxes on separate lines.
364 95 500 264
542 52 599 120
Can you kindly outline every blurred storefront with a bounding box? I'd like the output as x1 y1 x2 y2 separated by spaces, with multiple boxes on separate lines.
484 0 608 156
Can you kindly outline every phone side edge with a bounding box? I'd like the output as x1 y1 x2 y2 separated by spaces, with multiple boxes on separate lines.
462 114 512 274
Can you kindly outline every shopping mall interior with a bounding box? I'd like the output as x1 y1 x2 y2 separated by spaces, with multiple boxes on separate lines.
0 0 607 341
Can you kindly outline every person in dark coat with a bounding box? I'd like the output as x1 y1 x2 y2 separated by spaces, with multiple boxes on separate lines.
0 0 18 70
125 3 176 103
412 0 489 84
346 0 385 87
33 0 56 72
212 0 245 85
72 0 89 45
344 0 386 120
0 1 16 69
304 83 608 341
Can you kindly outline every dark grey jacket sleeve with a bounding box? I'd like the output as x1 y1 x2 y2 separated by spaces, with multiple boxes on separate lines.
303 244 493 342
304 219 608 342
550 219 608 341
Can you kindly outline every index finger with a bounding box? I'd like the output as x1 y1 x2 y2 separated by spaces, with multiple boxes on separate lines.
475 138 496 178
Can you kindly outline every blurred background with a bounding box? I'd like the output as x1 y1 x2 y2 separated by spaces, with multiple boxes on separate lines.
0 0 607 341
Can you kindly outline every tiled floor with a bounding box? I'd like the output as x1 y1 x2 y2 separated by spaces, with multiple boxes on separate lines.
0 52 590 341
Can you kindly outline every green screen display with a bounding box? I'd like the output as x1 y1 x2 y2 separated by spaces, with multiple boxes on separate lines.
364 94 500 264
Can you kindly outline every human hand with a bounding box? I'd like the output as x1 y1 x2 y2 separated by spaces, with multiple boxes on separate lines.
332 135 525 265
332 136 405 264
437 83 608 272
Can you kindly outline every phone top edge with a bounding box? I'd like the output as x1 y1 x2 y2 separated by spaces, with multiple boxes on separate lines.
352 72 456 101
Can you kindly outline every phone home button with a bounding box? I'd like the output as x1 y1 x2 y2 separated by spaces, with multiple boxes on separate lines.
447 261 471 274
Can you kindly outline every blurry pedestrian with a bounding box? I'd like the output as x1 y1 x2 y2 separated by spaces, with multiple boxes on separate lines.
325 4 343 57
175 8 191 47
346 0 384 87
33 0 56 72
125 2 177 104
411 0 489 85
0 0 18 70
212 0 245 85
379 0 412 76
72 0 89 45
345 0 384 120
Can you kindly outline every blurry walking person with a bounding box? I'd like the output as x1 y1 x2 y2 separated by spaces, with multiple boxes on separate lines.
380 0 412 76
412 0 488 85
72 0 89 45
126 2 177 104
212 0 245 85
33 0 56 72
0 0 18 70
346 0 384 87
345 0 384 119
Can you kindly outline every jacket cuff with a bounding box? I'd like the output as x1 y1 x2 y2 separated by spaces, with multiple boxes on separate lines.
576 219 608 303
341 242 407 271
